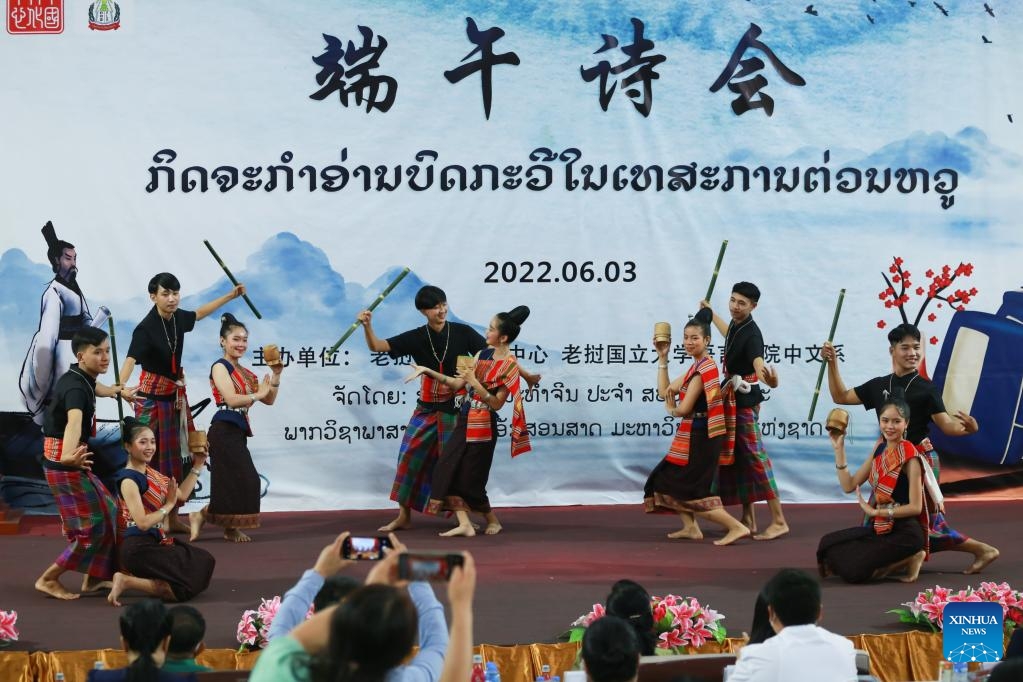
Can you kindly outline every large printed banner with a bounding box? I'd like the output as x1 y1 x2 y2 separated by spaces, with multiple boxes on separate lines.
2 1 1022 511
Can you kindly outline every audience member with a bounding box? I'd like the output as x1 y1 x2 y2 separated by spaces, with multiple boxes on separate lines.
88 599 195 681
581 616 641 682
988 657 1023 682
1004 627 1023 660
728 569 857 682
745 592 774 646
604 580 656 656
250 534 476 682
162 606 211 674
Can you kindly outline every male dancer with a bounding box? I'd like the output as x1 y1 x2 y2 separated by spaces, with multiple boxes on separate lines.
119 272 244 533
698 282 789 540
20 222 109 425
358 285 538 532
822 323 1000 573
34 327 124 599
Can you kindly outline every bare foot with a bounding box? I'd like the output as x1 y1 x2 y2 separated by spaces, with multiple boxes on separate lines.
484 523 502 535
898 550 926 583
81 576 113 593
714 527 752 546
667 527 704 540
741 514 757 534
439 525 476 537
107 572 127 606
964 545 999 574
224 528 252 543
753 522 790 541
378 515 412 532
189 509 206 542
35 577 79 600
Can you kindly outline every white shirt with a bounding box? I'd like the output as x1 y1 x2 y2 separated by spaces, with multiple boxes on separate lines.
727 624 857 682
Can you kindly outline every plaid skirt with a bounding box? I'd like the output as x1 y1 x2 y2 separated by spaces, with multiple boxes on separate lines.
136 371 194 483
43 439 118 579
390 406 458 512
716 407 778 506
917 449 969 552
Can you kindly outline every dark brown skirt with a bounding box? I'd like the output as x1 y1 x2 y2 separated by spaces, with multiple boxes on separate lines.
207 420 261 529
119 534 215 602
817 516 925 583
644 427 723 513
428 411 497 514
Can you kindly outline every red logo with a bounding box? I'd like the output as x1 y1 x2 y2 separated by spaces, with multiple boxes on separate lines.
6 0 64 34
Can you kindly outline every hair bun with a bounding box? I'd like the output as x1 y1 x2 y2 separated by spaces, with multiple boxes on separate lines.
220 312 236 325
694 308 713 324
507 305 530 325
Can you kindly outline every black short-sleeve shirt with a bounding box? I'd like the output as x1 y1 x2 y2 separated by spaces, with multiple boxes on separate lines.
43 365 96 440
854 372 945 444
386 322 486 376
126 307 197 380
723 317 766 408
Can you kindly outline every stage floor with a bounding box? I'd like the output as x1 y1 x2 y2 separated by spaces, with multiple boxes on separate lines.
1 501 1018 652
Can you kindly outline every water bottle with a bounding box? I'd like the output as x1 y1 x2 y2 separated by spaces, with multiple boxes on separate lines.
485 660 501 682
471 654 486 682
541 664 552 681
55 674 65 682
94 660 105 670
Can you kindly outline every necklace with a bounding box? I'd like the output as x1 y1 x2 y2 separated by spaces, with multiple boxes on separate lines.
161 313 178 375
426 322 450 372
723 318 752 366
68 366 96 399
885 371 918 400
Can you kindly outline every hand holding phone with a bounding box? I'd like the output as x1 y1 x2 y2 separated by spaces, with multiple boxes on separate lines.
341 535 393 561
398 552 465 582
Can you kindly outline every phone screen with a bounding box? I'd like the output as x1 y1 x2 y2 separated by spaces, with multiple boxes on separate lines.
342 536 392 561
398 553 464 581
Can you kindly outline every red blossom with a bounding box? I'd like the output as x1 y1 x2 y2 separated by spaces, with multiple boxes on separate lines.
884 301 894 308
928 313 937 322
970 287 978 296
930 336 939 345
892 275 901 283
877 320 887 328
957 305 965 311
926 269 934 278
889 264 898 274
894 257 904 266
878 291 888 300
916 287 925 295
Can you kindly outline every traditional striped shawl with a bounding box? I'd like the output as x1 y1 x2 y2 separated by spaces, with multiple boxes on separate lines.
868 438 930 540
665 356 727 465
466 350 531 457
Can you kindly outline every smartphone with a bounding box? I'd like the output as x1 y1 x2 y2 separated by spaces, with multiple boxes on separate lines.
398 552 464 582
341 535 392 561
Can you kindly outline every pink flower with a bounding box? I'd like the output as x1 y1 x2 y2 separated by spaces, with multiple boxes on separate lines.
583 603 605 626
683 617 714 649
236 612 259 647
257 596 281 623
658 628 686 650
652 603 667 623
0 610 19 642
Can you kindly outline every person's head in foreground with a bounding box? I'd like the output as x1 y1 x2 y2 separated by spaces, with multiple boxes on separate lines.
762 568 821 631
118 599 172 681
582 615 642 682
166 605 206 662
605 579 656 656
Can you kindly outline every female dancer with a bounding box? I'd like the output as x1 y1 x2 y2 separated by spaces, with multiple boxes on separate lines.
644 309 750 546
192 313 282 542
817 399 930 583
416 306 532 537
108 418 216 606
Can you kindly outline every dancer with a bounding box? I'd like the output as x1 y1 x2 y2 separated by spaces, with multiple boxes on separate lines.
698 282 788 540
822 322 999 573
817 399 930 583
34 327 122 600
191 313 282 542
645 309 750 546
120 272 244 534
358 286 537 532
420 306 532 537
109 417 215 606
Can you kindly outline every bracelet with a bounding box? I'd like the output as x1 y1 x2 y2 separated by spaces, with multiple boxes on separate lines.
158 507 168 518
270 383 280 388
658 364 668 369
190 468 202 477
835 463 848 470
888 507 895 521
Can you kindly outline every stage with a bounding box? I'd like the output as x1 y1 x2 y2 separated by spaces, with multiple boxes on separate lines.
1 502 1019 652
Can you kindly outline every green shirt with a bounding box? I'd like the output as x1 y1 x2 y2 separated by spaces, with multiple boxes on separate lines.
250 636 309 682
162 658 212 673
